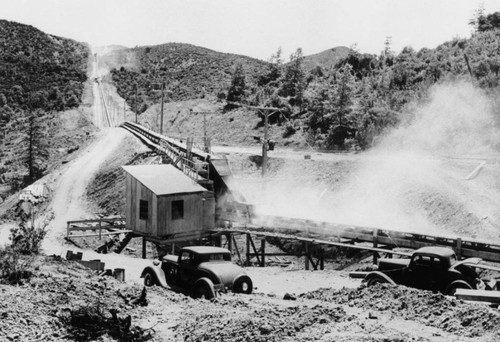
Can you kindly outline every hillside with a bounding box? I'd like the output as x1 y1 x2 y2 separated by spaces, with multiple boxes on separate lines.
0 20 89 114
107 43 270 114
0 20 92 200
302 46 352 72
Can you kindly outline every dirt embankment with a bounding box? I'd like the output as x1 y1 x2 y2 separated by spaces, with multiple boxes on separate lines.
3 256 500 342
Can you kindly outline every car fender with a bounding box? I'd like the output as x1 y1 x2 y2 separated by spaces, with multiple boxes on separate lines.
445 279 473 294
363 271 397 285
141 265 168 288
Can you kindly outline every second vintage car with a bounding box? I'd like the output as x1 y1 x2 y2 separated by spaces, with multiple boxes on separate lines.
363 246 488 295
141 246 253 299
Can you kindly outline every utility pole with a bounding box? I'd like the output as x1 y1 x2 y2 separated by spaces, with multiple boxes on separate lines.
203 111 207 152
134 84 138 124
160 81 165 135
262 109 268 177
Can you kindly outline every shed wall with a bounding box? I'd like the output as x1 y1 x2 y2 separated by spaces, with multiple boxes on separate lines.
126 174 157 235
157 193 204 237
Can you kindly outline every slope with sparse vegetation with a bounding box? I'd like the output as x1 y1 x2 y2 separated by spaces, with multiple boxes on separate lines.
108 43 269 115
0 20 92 199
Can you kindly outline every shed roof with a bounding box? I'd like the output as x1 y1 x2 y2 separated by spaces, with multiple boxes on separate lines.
122 164 207 196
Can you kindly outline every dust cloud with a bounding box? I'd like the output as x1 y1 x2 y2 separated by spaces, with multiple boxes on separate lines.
234 81 500 239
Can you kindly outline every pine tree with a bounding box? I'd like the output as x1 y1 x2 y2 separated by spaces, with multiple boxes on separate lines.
226 63 246 103
21 110 48 184
279 48 306 111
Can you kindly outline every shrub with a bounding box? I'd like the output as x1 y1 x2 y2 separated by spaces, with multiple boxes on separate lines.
282 123 296 138
9 220 47 255
0 246 32 284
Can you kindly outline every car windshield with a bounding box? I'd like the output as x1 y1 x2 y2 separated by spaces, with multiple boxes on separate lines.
205 253 231 262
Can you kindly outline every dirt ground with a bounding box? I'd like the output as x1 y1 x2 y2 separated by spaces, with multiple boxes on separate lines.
2 257 500 342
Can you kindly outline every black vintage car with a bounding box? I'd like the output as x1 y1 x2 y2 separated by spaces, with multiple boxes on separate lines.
141 246 253 299
364 246 484 295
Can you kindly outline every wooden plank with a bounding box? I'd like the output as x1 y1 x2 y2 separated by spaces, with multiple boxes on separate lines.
218 228 412 257
455 289 500 303
68 230 133 238
247 253 299 257
125 174 131 230
152 194 158 236
67 218 124 224
69 225 127 231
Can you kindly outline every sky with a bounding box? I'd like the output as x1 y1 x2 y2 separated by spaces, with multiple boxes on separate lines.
1 0 499 61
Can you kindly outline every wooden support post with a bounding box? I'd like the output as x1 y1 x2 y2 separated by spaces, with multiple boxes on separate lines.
227 233 232 252
232 235 242 265
457 238 462 259
142 236 147 259
248 234 261 265
304 241 310 270
260 238 266 267
373 229 379 264
319 248 324 270
67 222 70 238
246 233 250 265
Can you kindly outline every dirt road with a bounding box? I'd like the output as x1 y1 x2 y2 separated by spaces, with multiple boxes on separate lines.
38 54 156 283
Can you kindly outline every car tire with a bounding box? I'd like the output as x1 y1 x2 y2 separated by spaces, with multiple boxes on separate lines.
446 281 472 296
193 277 216 300
367 277 387 287
233 275 253 294
144 270 156 287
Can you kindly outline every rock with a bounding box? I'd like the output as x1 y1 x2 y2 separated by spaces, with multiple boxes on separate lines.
368 312 378 319
259 324 273 335
283 293 296 300
318 315 329 324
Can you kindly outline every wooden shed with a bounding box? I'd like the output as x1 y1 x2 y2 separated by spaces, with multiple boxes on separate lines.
122 164 215 240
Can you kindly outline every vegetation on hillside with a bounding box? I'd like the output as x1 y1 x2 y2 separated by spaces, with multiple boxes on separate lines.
0 20 89 117
0 20 90 192
234 12 500 150
109 43 268 115
108 12 500 151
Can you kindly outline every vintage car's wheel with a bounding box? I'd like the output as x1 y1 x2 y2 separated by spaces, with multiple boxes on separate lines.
233 276 253 294
143 271 156 287
193 278 216 300
446 281 472 296
367 276 387 287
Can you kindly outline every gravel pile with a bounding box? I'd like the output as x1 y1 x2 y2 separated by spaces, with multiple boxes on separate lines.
176 295 352 342
302 283 500 338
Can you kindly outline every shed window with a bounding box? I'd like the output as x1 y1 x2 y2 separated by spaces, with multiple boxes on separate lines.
139 200 149 220
172 200 184 220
